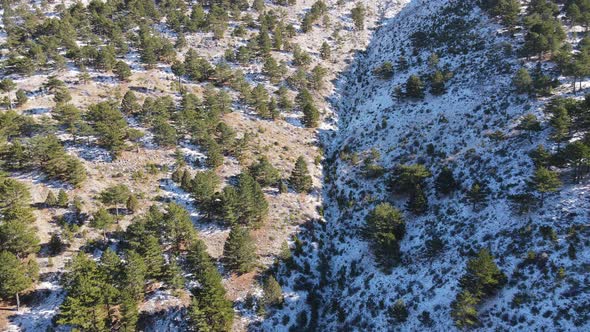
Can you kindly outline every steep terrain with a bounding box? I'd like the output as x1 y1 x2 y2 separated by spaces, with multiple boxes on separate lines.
266 0 590 330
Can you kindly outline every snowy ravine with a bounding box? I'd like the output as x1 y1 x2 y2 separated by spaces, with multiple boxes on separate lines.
265 0 590 331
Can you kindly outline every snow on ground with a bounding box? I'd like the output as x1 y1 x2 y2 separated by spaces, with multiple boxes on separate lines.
267 0 590 331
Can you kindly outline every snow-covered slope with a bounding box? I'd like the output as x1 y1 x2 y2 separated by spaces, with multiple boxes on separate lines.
266 0 590 330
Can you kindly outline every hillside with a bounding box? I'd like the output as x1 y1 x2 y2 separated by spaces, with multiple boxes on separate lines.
265 0 590 331
0 0 589 331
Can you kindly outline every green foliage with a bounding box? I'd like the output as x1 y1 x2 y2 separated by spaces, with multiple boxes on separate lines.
45 191 58 207
87 102 129 156
389 164 431 195
263 275 284 307
99 184 131 216
223 225 257 274
90 208 114 240
0 251 37 309
513 68 533 94
435 167 458 195
289 156 313 193
405 75 425 99
351 3 366 30
530 167 561 203
365 203 406 267
220 173 269 228
466 182 489 209
452 249 506 329
249 156 280 187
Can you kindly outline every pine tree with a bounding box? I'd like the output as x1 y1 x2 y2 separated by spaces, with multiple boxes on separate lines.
126 195 139 214
513 68 532 94
58 252 108 331
0 251 37 311
406 75 424 99
406 186 428 215
223 226 257 274
435 167 458 195
248 156 280 187
164 259 185 290
289 156 313 193
121 90 140 115
141 235 165 280
262 275 283 307
320 41 331 60
123 250 147 302
517 114 542 143
389 164 431 195
45 191 58 207
119 289 139 332
466 183 489 209
57 189 69 208
460 249 506 298
91 208 114 240
430 70 446 95
351 2 366 30
302 102 320 128
114 60 132 81
365 203 406 267
99 184 131 217
530 167 561 205
451 290 479 329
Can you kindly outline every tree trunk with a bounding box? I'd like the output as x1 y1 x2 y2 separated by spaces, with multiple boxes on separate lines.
15 292 20 311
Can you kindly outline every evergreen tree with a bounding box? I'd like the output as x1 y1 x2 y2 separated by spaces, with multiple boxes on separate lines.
320 41 331 60
123 250 147 302
466 183 489 209
365 203 406 267
262 275 283 307
223 226 257 274
389 164 431 195
435 167 458 195
119 289 139 332
460 249 507 299
513 68 533 94
248 156 280 187
405 75 424 99
302 102 320 128
164 259 185 290
430 70 446 95
530 167 561 205
517 114 542 143
121 90 140 115
99 184 131 217
114 60 132 81
141 235 165 279
126 195 139 214
0 251 37 311
57 189 69 208
45 191 58 207
58 252 108 331
289 156 313 193
90 208 114 240
406 185 428 215
351 2 366 30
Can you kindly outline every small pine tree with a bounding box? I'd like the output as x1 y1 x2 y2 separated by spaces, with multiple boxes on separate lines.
263 275 283 307
45 191 58 207
289 156 313 193
406 186 428 215
435 167 458 195
223 226 257 274
406 75 424 99
126 195 139 214
365 202 406 267
513 68 532 94
57 190 69 208
530 167 561 206
90 208 114 240
466 183 488 209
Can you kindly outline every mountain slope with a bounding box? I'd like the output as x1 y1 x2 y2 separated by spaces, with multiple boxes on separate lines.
268 0 590 330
